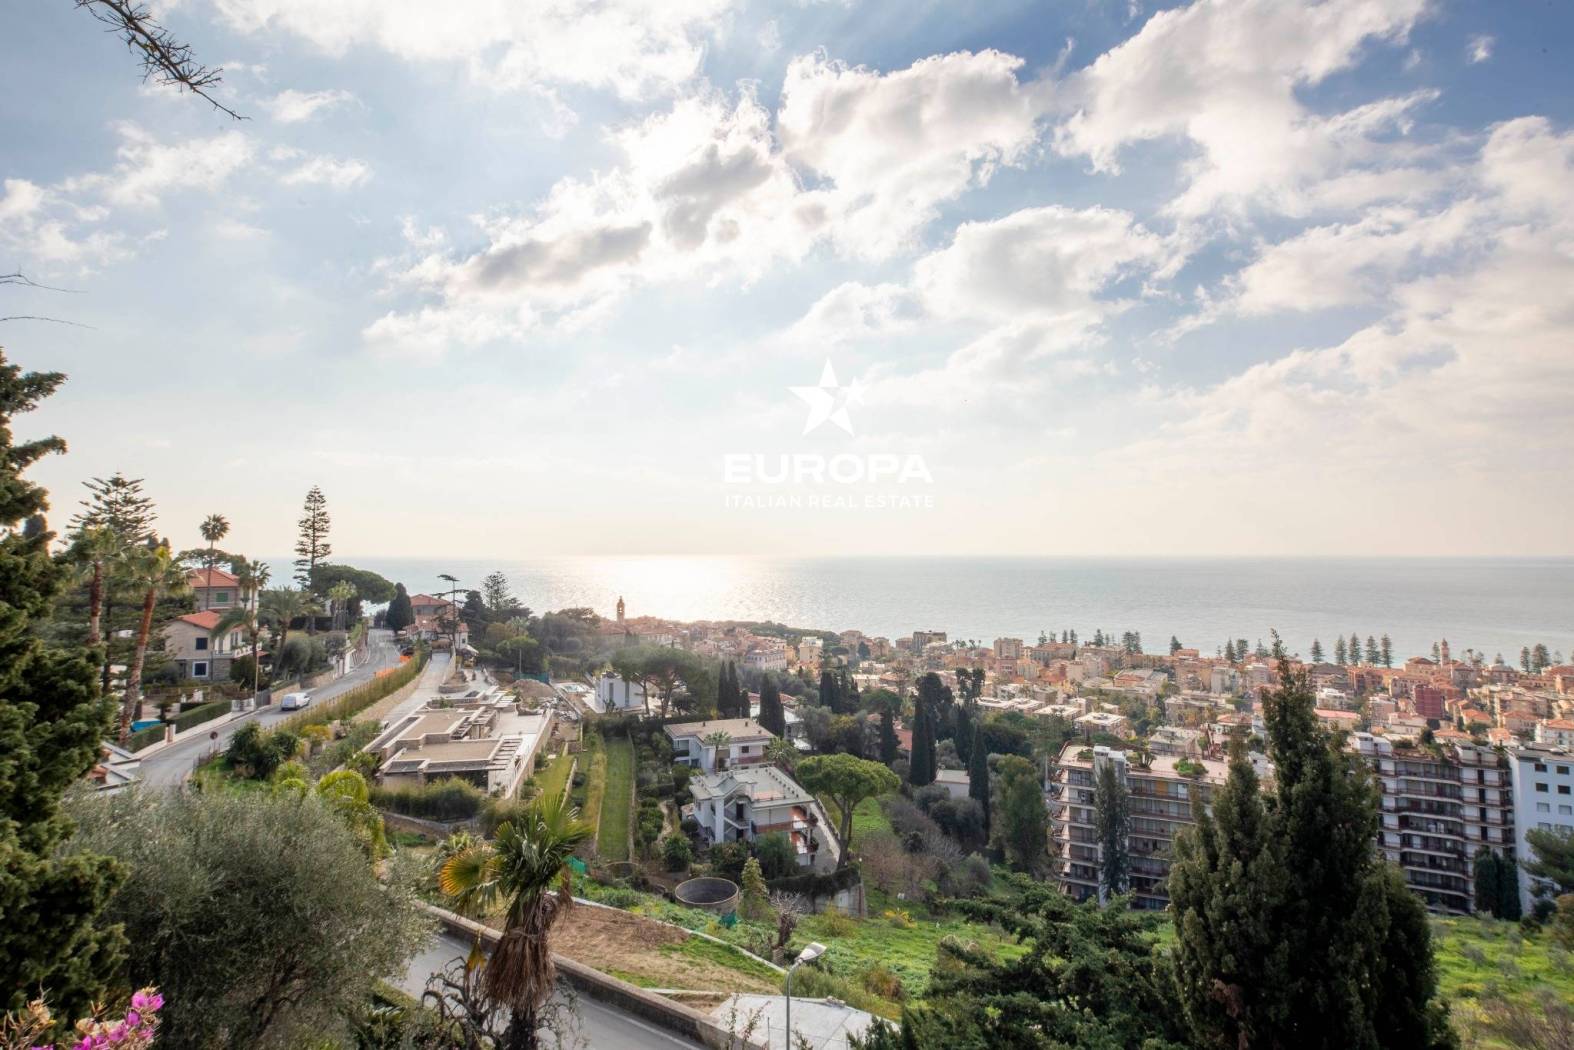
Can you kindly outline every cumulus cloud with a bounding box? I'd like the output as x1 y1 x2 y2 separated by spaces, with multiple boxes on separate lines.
1116 117 1574 536
366 49 1055 355
780 50 1050 257
209 0 734 101
1053 0 1433 216
1467 34 1494 64
265 87 356 122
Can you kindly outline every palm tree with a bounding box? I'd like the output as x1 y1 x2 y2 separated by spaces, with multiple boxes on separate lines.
121 538 191 739
198 513 230 610
702 730 733 771
328 579 357 632
261 587 315 678
71 525 123 647
439 794 594 1050
222 560 270 695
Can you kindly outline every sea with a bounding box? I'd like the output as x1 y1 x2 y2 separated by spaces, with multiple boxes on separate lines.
312 556 1574 667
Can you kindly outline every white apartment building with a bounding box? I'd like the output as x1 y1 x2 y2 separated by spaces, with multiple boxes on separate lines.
686 765 838 870
665 718 776 773
1510 742 1574 912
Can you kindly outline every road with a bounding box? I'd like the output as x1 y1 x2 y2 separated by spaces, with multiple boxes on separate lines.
137 628 404 789
397 932 704 1049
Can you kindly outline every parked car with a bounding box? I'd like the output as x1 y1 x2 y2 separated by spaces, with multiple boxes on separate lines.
279 691 311 711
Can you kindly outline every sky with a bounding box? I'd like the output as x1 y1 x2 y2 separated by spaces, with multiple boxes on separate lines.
3 0 1573 560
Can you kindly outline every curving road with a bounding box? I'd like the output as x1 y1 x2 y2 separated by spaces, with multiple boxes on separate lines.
137 629 404 789
398 932 703 1049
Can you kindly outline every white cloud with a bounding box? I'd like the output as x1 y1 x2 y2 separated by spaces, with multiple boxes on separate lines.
785 282 922 346
1115 118 1574 535
209 0 734 101
915 205 1168 323
780 50 1050 257
281 155 373 188
86 124 256 208
265 87 356 122
1467 34 1494 64
1053 0 1433 216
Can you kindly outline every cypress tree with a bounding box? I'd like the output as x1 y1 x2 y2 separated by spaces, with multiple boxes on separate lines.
1474 846 1502 916
968 731 990 835
819 669 841 713
0 354 126 1018
758 674 785 737
1170 662 1457 1050
955 700 974 765
1496 855 1522 920
1093 759 1130 901
909 695 936 787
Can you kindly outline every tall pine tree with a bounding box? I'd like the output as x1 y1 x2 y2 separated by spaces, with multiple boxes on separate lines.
292 485 331 623
0 354 125 1019
1169 661 1456 1049
908 692 936 787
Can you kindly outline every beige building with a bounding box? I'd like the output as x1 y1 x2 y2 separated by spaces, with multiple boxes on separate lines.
1351 733 1514 915
367 698 550 797
161 609 248 682
1050 743 1229 910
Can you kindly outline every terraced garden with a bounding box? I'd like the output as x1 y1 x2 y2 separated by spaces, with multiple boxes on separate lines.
596 733 636 861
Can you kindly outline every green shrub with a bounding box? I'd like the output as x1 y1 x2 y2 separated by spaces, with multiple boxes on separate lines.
225 722 301 780
282 646 428 731
663 834 693 872
369 777 485 821
126 722 166 753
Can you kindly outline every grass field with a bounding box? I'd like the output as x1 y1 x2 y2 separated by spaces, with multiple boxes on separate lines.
597 733 636 861
1430 914 1573 1044
534 751 575 805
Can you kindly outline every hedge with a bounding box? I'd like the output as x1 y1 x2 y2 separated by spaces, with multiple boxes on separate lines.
370 776 484 821
126 723 167 753
281 645 428 731
171 700 233 733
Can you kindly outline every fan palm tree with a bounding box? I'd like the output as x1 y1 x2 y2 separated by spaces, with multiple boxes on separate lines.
121 538 191 739
439 794 594 1050
198 513 230 610
220 560 270 694
702 730 733 771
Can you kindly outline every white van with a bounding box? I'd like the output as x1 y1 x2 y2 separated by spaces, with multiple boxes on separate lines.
279 691 312 711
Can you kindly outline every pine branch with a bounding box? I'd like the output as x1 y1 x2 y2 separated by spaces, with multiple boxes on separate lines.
74 0 246 120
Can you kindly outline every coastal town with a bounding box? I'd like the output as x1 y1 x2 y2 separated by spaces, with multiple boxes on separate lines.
7 0 1574 1048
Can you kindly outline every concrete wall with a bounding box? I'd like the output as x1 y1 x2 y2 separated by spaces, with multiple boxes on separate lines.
422 904 761 1049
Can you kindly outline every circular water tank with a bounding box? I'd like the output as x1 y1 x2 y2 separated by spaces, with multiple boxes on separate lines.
674 876 740 914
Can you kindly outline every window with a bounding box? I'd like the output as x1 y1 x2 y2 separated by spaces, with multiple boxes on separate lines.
192 661 208 678
1537 802 1552 813
1560 785 1571 795
1536 763 1548 772
740 745 750 755
1537 783 1550 792
194 637 208 651
1560 805 1573 816
1560 766 1571 775
213 590 231 604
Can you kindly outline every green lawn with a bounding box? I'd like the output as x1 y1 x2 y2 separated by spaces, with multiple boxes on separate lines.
597 734 636 861
822 792 896 847
534 751 575 805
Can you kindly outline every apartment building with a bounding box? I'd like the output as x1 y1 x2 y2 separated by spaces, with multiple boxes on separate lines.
1510 742 1574 913
1351 733 1514 915
665 717 776 773
1050 743 1228 910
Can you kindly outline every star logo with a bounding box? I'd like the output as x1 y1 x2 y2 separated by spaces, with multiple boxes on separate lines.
789 360 863 436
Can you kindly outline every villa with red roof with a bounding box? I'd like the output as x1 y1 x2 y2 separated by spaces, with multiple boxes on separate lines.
161 609 249 683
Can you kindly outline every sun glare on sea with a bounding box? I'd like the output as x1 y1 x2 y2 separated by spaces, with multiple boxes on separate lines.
573 556 757 623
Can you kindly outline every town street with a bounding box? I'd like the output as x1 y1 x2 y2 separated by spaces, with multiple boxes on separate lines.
397 931 704 1049
137 628 403 789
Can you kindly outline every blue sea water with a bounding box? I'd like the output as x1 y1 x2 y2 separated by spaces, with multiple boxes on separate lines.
326 556 1574 666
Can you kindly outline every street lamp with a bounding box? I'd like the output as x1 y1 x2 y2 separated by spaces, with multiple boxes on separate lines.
784 941 826 1048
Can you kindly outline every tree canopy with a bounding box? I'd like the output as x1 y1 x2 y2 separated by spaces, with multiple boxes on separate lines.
796 753 898 861
0 353 124 1021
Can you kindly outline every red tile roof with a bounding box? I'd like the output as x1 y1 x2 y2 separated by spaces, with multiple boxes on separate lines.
189 568 239 588
175 610 223 630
